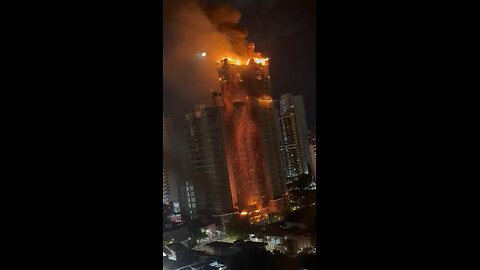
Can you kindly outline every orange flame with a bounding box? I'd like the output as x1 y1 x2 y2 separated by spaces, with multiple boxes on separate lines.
218 57 269 66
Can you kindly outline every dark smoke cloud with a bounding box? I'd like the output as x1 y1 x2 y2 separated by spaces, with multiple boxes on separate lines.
203 4 261 58
163 0 255 117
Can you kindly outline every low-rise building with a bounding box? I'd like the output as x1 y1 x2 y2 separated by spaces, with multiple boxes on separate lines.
248 222 315 254
204 241 235 257
163 224 189 243
165 242 192 262
163 255 227 270
233 239 267 251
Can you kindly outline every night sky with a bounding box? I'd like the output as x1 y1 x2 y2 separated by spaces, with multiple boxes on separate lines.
164 0 316 131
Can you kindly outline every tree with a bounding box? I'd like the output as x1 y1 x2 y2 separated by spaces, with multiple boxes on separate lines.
190 227 209 244
192 229 205 238
163 203 174 216
268 212 281 223
225 215 250 239
287 174 313 190
296 174 313 189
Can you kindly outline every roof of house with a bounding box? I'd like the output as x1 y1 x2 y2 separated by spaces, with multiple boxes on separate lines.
163 246 172 256
250 223 312 237
205 241 233 249
162 257 191 270
166 242 190 252
190 261 213 268
236 241 267 249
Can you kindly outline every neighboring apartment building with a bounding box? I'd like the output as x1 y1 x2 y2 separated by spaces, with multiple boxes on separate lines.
181 105 234 220
278 93 310 180
309 134 316 180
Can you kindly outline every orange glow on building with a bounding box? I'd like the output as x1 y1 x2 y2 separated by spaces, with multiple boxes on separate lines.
218 54 269 213
217 45 287 216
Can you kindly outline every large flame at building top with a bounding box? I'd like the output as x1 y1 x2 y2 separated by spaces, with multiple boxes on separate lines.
217 57 270 66
218 43 269 66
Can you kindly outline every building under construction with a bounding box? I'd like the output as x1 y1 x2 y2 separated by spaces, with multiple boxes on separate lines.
217 45 287 217
182 104 234 220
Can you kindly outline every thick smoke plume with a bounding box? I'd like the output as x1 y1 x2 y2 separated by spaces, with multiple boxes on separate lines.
163 0 256 106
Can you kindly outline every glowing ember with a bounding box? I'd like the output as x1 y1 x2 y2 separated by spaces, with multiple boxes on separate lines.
258 97 273 103
240 211 248 215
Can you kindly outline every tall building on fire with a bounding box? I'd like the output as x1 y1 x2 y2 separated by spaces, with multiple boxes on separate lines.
217 44 287 214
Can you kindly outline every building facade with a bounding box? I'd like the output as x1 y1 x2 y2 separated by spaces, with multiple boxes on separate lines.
181 105 234 219
217 53 287 214
278 94 310 180
163 114 182 214
309 134 316 180
163 114 172 204
163 165 171 204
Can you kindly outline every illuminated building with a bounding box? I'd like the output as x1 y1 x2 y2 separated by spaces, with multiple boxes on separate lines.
182 105 234 218
216 45 287 214
163 114 173 204
310 141 316 180
163 114 181 213
278 94 310 180
163 165 171 204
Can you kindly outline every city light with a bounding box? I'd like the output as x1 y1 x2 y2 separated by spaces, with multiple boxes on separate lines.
201 51 207 57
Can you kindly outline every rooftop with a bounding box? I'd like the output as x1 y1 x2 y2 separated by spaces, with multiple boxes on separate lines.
250 223 312 237
205 241 233 249
166 242 190 252
236 241 267 249
162 257 191 270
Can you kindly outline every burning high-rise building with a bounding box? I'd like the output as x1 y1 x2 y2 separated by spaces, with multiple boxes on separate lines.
217 45 287 215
